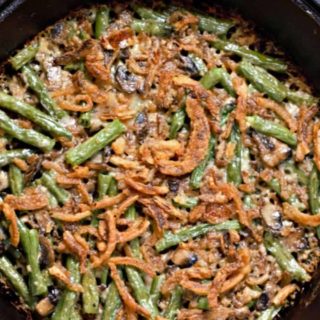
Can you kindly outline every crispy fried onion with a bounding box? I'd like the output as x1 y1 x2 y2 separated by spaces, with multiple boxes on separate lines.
283 202 320 226
92 212 117 268
233 76 247 134
313 121 320 171
296 106 318 162
48 263 83 292
4 187 48 211
153 196 186 221
93 189 128 210
109 263 150 318
208 248 251 309
62 231 88 273
108 257 155 277
2 203 19 247
58 94 93 112
156 97 210 176
51 210 91 222
255 97 297 132
124 177 169 195
138 198 168 234
118 218 150 243
272 284 298 306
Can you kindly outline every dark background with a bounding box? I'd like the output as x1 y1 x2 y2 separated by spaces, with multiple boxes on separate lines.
0 0 319 319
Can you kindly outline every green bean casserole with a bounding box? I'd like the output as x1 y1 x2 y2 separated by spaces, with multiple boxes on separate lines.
0 1 319 319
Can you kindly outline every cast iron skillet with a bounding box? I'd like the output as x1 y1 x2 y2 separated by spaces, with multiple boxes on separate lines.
0 0 320 319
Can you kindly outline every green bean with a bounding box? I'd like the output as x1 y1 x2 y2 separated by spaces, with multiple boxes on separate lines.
246 116 297 147
0 256 30 304
97 173 112 200
82 269 99 314
0 109 54 152
283 161 308 186
264 232 310 282
102 282 122 320
238 60 287 102
9 165 24 196
257 307 281 320
125 206 158 318
163 285 183 320
190 135 215 189
10 42 39 70
18 221 47 296
133 5 167 23
64 61 85 72
156 220 241 252
173 194 199 209
21 66 68 119
0 91 71 138
41 171 70 205
286 90 316 106
169 108 186 139
308 165 320 238
69 308 81 320
227 126 242 186
79 111 92 128
65 119 126 166
150 274 165 306
200 67 235 96
108 176 119 197
198 14 234 36
95 5 110 39
197 297 209 310
0 149 33 167
52 257 80 320
220 102 236 127
131 19 172 36
213 39 287 72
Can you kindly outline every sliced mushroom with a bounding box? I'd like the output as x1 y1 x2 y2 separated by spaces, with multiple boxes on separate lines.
115 64 143 93
261 203 282 230
171 249 198 268
180 55 199 76
252 133 291 167
39 236 55 268
135 111 149 143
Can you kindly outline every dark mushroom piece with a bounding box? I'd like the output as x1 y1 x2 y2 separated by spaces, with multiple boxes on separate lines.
252 132 291 167
168 178 180 193
180 55 199 77
39 236 55 269
256 292 269 311
171 249 198 268
261 203 282 230
115 64 143 93
134 111 149 143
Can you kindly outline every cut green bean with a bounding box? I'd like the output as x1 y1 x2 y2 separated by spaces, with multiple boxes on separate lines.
65 119 126 166
41 171 70 205
0 91 71 138
227 126 242 186
308 165 320 238
10 42 39 70
190 135 215 189
125 206 158 318
21 66 68 119
264 232 310 282
52 257 81 320
102 282 122 320
131 19 172 36
95 5 110 38
257 307 281 320
197 297 209 310
9 164 24 196
283 161 308 186
0 109 55 152
97 173 112 200
169 108 186 139
286 90 316 106
108 177 118 196
238 60 287 102
0 149 33 168
82 269 99 314
213 39 287 72
220 102 236 127
133 5 167 23
198 14 234 36
0 256 30 304
18 222 47 296
79 111 92 128
164 285 183 320
156 220 241 252
247 115 297 147
173 194 199 209
150 274 165 306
